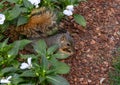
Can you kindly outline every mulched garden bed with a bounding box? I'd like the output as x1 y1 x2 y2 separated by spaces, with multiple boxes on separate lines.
2 0 119 85
61 0 120 84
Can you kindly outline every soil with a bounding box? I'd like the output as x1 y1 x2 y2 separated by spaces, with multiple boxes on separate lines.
60 0 120 85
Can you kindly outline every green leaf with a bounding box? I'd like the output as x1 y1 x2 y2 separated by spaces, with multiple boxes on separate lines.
50 58 70 74
20 70 36 77
54 62 70 74
39 77 46 83
74 14 86 27
0 38 8 48
12 74 24 85
1 67 18 74
52 52 69 59
17 16 28 26
11 60 20 68
33 39 47 56
8 39 31 56
7 5 21 20
20 54 36 59
41 55 49 71
12 77 24 85
47 75 69 85
23 0 33 9
20 7 28 13
8 42 19 56
0 3 4 9
47 44 58 55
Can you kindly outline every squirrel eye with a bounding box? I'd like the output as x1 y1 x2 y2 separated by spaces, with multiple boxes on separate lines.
67 43 70 46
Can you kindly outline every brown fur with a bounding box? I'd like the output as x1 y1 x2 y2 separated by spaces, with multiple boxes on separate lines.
9 7 57 40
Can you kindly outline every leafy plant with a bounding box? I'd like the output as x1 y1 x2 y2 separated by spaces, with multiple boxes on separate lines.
0 0 33 28
0 39 31 67
0 39 70 85
109 55 120 85
109 47 120 85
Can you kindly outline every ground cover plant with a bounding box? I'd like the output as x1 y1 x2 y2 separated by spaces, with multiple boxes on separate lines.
0 39 70 85
110 63 120 85
0 0 86 85
109 48 120 85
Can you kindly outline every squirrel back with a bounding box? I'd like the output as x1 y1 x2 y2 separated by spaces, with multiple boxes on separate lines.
8 7 58 41
17 7 57 37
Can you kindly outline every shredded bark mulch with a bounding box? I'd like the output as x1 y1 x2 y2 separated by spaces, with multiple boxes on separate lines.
61 0 120 85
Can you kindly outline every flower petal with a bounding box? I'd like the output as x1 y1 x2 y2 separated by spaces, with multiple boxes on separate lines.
66 5 74 11
28 0 35 4
27 57 32 65
0 14 5 20
0 79 10 84
20 63 29 69
63 10 73 16
28 0 41 8
0 14 5 24
0 21 4 24
7 76 12 80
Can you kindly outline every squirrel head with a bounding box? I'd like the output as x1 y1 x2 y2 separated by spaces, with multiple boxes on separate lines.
58 33 74 56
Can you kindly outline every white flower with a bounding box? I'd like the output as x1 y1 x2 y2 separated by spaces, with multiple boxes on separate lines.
0 14 5 25
28 0 41 8
63 5 74 16
20 57 32 69
63 9 73 16
66 5 74 12
0 76 12 84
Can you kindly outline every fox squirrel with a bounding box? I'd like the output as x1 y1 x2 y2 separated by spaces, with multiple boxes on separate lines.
6 7 74 56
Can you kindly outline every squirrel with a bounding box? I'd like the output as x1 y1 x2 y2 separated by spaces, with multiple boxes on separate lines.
25 31 74 56
6 7 74 56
